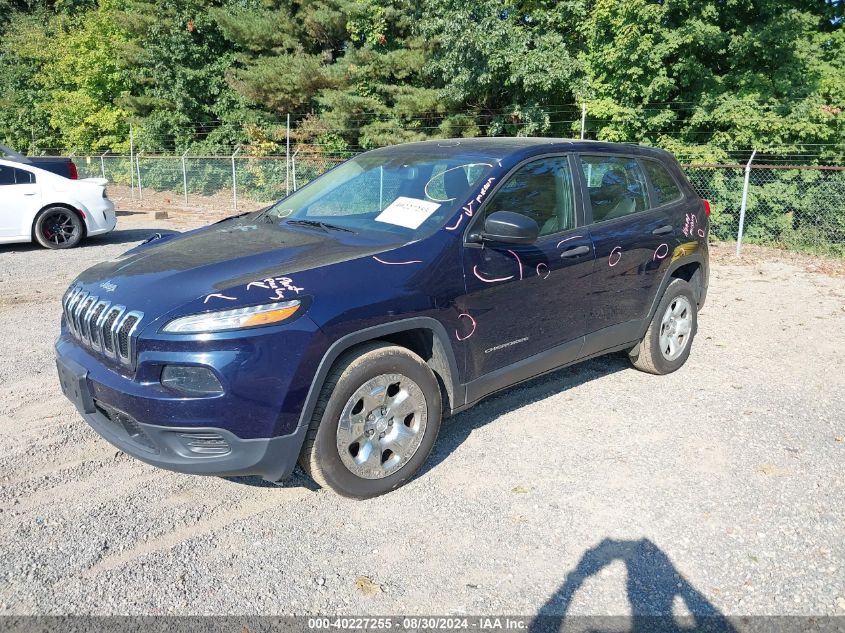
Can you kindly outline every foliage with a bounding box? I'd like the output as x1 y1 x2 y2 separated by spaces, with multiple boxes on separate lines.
1 0 842 158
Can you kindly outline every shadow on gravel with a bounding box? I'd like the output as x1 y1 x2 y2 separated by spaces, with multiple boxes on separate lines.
0 228 178 253
421 353 631 478
528 538 736 633
222 471 320 491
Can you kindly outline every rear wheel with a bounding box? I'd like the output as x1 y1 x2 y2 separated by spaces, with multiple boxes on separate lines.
630 278 698 375
298 342 442 498
34 207 84 249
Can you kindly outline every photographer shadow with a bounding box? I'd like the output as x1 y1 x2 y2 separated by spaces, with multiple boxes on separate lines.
529 539 737 633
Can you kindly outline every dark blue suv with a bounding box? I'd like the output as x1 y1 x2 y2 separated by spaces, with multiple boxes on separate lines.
55 139 709 498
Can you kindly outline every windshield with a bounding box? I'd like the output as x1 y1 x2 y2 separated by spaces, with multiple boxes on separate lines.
262 148 496 239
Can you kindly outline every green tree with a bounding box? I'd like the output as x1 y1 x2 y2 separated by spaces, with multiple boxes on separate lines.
420 0 588 136
583 0 845 160
114 0 248 152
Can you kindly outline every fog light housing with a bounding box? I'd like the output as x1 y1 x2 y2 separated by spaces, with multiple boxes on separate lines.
161 365 223 396
176 432 230 455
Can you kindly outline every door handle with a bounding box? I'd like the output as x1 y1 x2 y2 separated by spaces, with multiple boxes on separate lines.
652 225 673 235
560 245 590 258
23 192 37 196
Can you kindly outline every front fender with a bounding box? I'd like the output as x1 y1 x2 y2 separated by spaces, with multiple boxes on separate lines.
296 317 463 434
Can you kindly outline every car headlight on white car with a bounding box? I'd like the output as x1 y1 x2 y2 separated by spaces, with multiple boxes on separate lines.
162 300 301 333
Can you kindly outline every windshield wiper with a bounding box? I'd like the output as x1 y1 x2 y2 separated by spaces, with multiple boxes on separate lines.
285 219 356 234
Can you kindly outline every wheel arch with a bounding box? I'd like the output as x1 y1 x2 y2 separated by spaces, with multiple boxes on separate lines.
642 254 706 334
31 203 88 242
297 318 462 436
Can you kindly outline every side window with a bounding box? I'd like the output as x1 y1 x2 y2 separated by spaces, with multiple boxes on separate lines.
0 166 35 185
14 168 35 184
0 165 15 185
642 159 681 206
484 157 576 236
580 155 649 223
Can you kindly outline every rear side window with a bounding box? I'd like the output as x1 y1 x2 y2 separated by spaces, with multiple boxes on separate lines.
0 166 35 185
580 155 648 222
484 157 576 236
0 165 14 185
642 159 682 206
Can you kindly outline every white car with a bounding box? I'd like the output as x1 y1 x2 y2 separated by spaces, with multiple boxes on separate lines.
0 158 116 249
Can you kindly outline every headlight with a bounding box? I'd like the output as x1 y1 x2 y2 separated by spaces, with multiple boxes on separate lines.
162 300 301 334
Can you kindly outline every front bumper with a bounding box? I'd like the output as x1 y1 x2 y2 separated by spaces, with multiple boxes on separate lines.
54 317 324 481
80 399 306 481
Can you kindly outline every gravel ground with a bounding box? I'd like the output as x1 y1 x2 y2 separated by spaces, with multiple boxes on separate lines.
0 210 843 618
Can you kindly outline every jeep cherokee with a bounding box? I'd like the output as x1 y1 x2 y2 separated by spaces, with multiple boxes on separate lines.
56 139 709 498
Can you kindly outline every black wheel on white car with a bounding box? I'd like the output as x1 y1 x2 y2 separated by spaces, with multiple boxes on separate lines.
298 342 442 498
629 278 698 375
34 207 84 249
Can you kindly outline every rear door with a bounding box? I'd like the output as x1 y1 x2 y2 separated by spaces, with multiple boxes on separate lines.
459 154 594 382
0 164 40 238
578 153 674 339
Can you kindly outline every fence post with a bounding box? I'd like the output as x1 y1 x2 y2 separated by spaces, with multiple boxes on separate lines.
182 150 189 206
580 103 587 140
286 113 291 196
232 147 241 211
736 149 757 256
292 147 299 191
135 152 143 202
100 150 108 179
129 124 135 199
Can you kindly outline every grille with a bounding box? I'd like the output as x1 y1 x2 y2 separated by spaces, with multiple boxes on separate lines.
63 285 143 366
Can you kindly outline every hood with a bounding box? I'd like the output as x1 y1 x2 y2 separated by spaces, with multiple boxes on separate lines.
74 216 395 317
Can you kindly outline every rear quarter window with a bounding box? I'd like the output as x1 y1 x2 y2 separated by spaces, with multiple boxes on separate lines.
0 166 36 185
642 159 682 206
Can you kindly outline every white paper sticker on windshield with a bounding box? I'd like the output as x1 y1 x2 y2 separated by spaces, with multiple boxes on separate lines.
375 197 441 230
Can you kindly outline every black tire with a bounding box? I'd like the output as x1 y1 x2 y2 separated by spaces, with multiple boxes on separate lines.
629 278 698 375
298 342 442 498
33 207 84 249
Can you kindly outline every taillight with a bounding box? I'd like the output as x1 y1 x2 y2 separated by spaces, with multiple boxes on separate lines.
68 161 78 180
702 199 711 216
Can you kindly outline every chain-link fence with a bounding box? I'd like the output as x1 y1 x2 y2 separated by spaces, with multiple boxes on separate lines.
74 153 845 257
74 153 345 208
686 165 845 257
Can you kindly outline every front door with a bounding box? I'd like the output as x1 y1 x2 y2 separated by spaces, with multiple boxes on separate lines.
458 155 595 385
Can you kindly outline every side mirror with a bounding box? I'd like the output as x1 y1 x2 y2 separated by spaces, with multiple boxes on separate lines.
479 211 539 245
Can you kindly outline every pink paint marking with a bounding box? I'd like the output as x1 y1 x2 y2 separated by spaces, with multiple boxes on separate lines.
455 313 477 341
373 256 423 265
556 235 584 248
698 228 706 237
536 263 550 279
473 265 514 283
608 246 622 267
507 249 524 280
445 215 464 231
204 293 236 304
653 243 669 260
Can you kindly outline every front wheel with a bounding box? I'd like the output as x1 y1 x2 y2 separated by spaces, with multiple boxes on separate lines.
298 342 442 498
630 278 698 375
34 207 84 249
